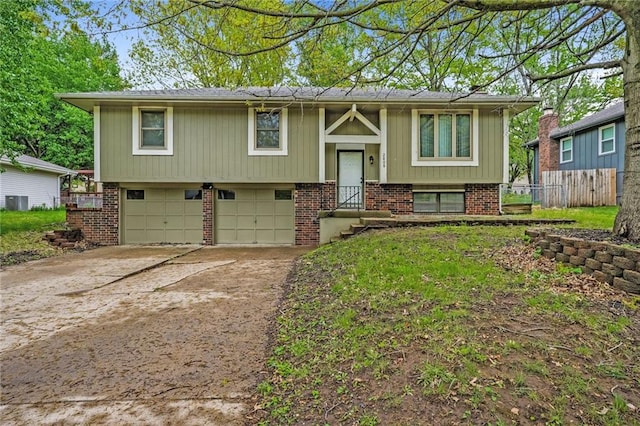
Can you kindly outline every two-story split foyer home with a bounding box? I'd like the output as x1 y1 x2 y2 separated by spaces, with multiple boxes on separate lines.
57 87 537 246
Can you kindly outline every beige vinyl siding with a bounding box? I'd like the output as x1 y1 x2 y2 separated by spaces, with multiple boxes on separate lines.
386 107 505 183
100 106 319 183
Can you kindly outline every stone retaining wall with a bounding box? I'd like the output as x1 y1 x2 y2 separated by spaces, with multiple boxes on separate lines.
525 229 640 294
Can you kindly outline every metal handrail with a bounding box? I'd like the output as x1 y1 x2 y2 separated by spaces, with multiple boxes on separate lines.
333 186 362 212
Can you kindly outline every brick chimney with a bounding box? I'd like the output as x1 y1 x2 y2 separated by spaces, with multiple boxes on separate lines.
538 107 559 173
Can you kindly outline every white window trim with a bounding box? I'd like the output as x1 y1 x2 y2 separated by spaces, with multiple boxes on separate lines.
132 106 173 156
598 123 615 155
411 109 479 167
248 107 288 156
560 136 573 164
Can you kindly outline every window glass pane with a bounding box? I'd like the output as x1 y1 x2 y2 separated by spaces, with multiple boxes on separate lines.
438 114 453 157
456 114 471 157
413 192 438 213
257 130 280 148
185 189 202 200
141 111 164 128
602 140 614 153
275 189 292 200
439 193 464 213
562 150 571 162
142 129 165 147
419 114 434 157
257 112 279 130
217 190 235 200
561 139 571 150
126 190 145 200
601 126 614 140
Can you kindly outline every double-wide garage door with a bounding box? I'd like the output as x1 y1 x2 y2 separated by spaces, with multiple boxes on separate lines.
216 188 294 244
123 188 203 244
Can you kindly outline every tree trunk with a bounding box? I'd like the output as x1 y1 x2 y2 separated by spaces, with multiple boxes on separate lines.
614 5 640 240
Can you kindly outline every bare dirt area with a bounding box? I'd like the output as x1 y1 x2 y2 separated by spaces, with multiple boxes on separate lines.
0 245 308 425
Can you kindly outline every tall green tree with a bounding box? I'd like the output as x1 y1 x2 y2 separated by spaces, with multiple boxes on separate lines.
161 0 638 239
0 0 126 169
128 0 290 88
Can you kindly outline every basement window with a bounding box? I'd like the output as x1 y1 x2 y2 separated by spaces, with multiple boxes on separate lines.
414 192 464 213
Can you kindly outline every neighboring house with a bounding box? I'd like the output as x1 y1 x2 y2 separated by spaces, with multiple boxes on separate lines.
57 87 536 246
0 154 75 210
526 102 625 204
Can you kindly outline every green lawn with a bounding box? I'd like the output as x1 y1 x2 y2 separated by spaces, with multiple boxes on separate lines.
528 205 617 229
256 209 638 425
0 209 66 259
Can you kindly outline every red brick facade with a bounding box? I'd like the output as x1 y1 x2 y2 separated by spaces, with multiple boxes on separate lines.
464 183 500 215
66 182 119 245
538 110 560 173
294 183 322 246
202 186 213 245
365 183 413 214
68 181 500 247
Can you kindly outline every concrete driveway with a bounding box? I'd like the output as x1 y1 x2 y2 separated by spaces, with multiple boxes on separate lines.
0 245 308 425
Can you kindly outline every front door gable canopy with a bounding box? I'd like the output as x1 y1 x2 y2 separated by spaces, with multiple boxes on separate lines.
325 104 381 144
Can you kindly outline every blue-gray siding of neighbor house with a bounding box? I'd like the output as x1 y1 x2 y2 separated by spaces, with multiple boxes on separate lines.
558 119 625 204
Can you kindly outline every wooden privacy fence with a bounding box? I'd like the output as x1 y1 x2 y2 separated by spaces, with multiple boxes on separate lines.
541 168 616 207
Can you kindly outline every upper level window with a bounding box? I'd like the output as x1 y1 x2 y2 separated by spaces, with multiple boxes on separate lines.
248 107 288 156
132 106 173 156
560 137 573 163
411 109 478 166
599 124 615 155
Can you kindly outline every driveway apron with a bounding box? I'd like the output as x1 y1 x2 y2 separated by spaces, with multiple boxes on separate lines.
0 245 307 425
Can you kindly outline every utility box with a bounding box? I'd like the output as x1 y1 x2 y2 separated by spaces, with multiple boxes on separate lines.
5 195 29 211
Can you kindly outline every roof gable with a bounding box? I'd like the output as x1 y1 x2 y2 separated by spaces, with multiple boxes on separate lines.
1 154 76 175
551 101 624 138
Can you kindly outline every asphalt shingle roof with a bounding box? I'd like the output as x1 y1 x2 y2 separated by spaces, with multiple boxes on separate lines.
550 101 624 138
0 154 76 175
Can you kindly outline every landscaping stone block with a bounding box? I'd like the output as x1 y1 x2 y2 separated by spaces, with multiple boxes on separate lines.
594 251 613 263
601 263 623 277
563 246 578 256
624 248 640 262
547 235 561 243
623 269 640 286
525 230 540 238
574 240 591 249
550 242 562 252
556 253 570 263
589 242 607 251
593 270 613 284
537 240 550 249
542 249 555 259
581 266 593 274
613 277 640 294
585 258 602 270
569 255 585 266
606 244 625 256
577 249 595 258
613 256 636 270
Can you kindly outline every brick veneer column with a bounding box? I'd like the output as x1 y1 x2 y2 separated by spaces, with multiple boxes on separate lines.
465 183 499 215
295 183 321 246
66 182 119 245
365 183 412 214
538 109 560 174
202 186 213 245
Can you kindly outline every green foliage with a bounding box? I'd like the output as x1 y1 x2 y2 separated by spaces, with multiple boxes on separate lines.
0 209 66 235
128 0 290 88
0 0 126 168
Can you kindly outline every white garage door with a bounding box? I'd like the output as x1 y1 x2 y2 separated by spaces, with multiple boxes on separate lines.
216 188 294 244
123 188 203 244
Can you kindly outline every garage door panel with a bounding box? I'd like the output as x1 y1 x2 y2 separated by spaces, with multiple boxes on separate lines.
215 188 294 245
275 229 294 243
124 188 203 244
184 203 202 215
256 216 274 229
275 216 293 228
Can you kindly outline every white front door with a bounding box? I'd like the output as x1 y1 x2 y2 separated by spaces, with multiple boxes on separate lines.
338 151 363 209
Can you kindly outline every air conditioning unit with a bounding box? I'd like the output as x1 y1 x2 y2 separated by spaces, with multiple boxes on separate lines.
5 195 29 211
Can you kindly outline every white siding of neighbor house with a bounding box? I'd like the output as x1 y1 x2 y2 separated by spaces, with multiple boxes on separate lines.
0 165 62 209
